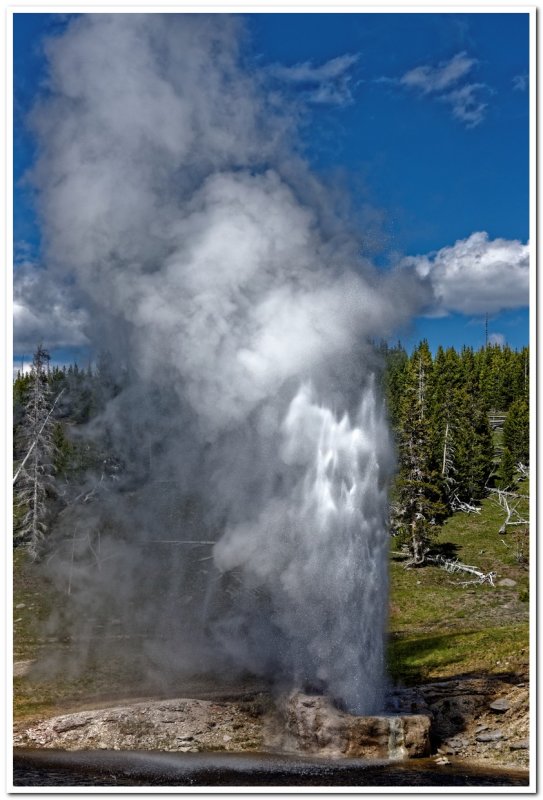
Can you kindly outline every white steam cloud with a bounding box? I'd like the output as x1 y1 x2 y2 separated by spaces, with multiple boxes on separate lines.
23 13 430 712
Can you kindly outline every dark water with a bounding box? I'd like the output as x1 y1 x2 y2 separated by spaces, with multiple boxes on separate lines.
13 750 530 788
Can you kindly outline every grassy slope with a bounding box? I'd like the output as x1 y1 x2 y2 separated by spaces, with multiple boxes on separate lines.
14 481 530 721
388 479 529 684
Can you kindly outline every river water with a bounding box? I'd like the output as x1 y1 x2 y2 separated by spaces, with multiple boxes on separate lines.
13 750 530 788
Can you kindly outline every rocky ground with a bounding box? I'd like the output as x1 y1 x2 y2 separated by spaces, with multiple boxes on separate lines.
13 687 270 754
13 670 529 772
387 673 529 770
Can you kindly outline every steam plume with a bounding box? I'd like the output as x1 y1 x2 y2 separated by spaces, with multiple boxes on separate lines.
26 14 429 713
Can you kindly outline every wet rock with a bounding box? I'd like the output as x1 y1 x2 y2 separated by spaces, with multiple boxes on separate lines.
490 699 511 713
276 693 430 760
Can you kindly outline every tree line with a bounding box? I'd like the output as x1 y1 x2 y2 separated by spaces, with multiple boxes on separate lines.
13 341 529 563
380 340 529 564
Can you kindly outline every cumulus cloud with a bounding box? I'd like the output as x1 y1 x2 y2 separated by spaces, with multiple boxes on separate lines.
267 53 359 105
401 231 529 316
395 51 489 128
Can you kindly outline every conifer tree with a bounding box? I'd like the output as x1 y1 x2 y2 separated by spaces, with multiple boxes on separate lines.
381 341 409 430
431 346 462 502
393 341 445 564
452 388 493 502
503 398 529 466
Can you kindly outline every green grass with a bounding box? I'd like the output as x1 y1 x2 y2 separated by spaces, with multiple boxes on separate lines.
388 625 529 685
388 479 530 684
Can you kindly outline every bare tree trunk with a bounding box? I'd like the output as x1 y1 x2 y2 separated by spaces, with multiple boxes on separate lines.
441 421 449 475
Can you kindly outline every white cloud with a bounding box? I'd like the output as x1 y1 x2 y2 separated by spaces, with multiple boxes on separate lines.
401 232 529 316
512 74 528 92
440 83 488 128
400 51 477 94
396 52 489 128
267 53 359 105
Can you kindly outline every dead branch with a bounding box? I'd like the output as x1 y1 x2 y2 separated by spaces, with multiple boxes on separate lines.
450 493 481 514
488 488 529 500
426 554 495 586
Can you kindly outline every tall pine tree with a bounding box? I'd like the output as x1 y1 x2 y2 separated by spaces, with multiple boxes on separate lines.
393 342 445 565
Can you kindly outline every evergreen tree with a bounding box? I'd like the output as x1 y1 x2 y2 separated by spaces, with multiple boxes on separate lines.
13 371 32 432
503 398 529 466
381 341 409 430
393 341 445 564
431 346 462 502
453 388 493 502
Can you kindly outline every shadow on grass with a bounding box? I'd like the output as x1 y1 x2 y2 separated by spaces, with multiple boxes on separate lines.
428 542 460 560
387 625 527 687
388 631 464 685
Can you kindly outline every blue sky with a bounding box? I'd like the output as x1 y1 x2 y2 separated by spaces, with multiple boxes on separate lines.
13 11 530 366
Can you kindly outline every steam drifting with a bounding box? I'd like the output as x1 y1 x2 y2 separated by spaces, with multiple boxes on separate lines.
26 14 428 713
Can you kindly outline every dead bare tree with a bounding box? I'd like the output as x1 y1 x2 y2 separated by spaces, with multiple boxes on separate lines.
488 487 529 535
14 346 57 559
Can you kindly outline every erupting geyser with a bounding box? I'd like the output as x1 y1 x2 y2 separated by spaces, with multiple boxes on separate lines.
23 14 429 715
213 381 392 714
